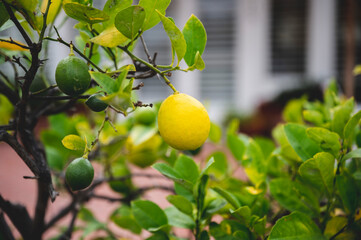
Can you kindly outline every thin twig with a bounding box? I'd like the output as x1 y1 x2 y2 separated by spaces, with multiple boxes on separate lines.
140 35 153 64
0 38 29 49
30 94 90 100
2 2 32 46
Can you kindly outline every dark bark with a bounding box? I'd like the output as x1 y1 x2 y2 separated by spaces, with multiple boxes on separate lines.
0 211 15 240
0 195 32 239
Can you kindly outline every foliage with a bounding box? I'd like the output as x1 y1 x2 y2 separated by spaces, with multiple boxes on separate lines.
0 0 361 240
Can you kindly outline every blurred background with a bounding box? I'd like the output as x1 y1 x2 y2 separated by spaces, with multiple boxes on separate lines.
22 0 361 125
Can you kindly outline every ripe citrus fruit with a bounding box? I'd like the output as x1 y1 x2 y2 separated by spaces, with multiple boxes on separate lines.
65 157 94 191
55 56 91 96
134 107 157 125
158 93 210 150
107 164 132 194
86 93 108 112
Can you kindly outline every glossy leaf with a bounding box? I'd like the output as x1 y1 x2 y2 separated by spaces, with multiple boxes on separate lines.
90 25 129 48
306 127 341 157
165 206 195 229
270 178 317 217
174 154 199 184
156 10 187 64
103 0 132 28
153 163 193 192
131 200 168 231
324 216 348 239
213 187 241 209
344 110 361 146
90 72 118 94
114 6 145 39
139 0 171 31
182 14 207 66
207 152 228 179
284 123 322 161
63 3 109 24
269 212 326 240
166 195 193 217
227 134 245 161
299 152 335 197
61 134 86 151
187 51 205 71
111 206 142 234
230 206 251 225
303 110 324 126
342 148 361 161
336 174 358 214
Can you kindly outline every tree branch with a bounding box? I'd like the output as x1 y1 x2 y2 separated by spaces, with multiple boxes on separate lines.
2 2 32 46
0 211 15 240
0 79 19 105
0 130 40 176
0 195 32 239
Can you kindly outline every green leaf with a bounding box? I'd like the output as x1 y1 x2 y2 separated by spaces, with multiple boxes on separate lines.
299 152 335 197
187 51 205 71
166 195 193 217
284 123 322 161
207 152 228 179
131 200 168 231
306 127 341 157
209 122 222 143
90 25 129 47
182 14 207 67
196 174 208 217
282 98 305 123
324 216 348 239
200 157 215 177
101 91 134 115
336 174 358 214
139 0 171 31
270 178 318 217
153 163 194 192
344 110 361 146
342 148 361 161
269 212 326 240
230 206 251 225
156 10 187 64
114 6 145 39
63 3 109 24
0 3 10 28
61 134 86 151
164 206 195 229
103 0 132 28
213 187 241 209
174 154 199 184
90 72 118 94
227 134 245 161
111 206 142 234
128 125 157 146
332 98 354 139
303 110 324 126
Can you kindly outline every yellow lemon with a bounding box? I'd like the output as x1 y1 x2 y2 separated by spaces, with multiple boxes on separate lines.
157 93 210 150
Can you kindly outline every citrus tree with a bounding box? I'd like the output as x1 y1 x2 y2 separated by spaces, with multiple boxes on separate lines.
0 0 361 240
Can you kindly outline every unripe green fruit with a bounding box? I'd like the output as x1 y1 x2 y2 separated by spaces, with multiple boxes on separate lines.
65 157 94 191
86 93 108 112
55 56 91 96
134 108 156 125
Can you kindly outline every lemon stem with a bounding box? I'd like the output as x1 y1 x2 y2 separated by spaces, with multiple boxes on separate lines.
69 42 75 56
118 46 178 93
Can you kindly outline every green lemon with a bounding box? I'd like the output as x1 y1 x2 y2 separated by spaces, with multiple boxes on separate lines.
107 164 132 194
55 56 91 96
126 134 162 168
65 157 94 191
134 108 157 125
86 93 108 112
